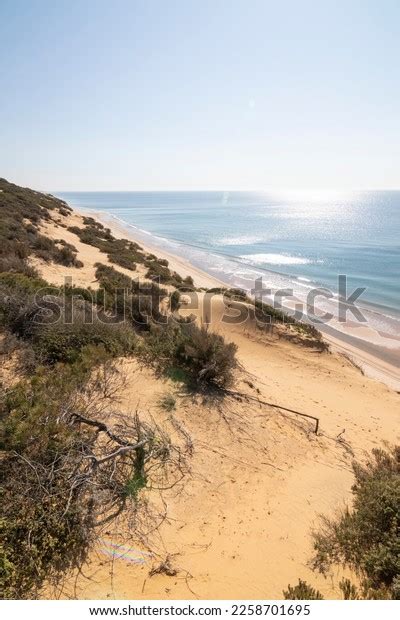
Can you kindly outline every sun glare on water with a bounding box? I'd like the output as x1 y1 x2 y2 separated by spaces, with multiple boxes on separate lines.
273 189 357 204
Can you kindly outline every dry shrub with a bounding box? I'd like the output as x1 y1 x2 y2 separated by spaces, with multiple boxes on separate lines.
0 349 187 598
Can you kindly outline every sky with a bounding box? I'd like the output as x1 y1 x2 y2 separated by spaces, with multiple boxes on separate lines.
0 0 400 191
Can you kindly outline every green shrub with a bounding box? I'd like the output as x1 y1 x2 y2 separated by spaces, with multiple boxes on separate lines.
142 321 237 388
56 244 83 267
129 280 168 326
0 349 140 598
0 346 180 599
145 259 195 289
0 464 94 599
0 273 136 364
0 357 100 597
58 206 71 216
339 578 360 600
208 287 249 301
283 579 324 600
182 275 194 288
179 323 237 387
32 310 136 364
145 261 183 286
170 290 181 312
0 271 50 291
68 220 144 271
140 322 182 367
0 179 83 272
61 283 95 304
94 264 168 326
254 299 327 350
95 262 133 291
311 446 400 599
0 272 56 335
0 254 38 278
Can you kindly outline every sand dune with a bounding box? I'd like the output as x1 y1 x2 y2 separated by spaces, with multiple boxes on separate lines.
36 208 399 600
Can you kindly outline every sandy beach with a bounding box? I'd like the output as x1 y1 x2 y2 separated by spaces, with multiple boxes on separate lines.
25 204 400 600
76 208 400 392
4 3 400 608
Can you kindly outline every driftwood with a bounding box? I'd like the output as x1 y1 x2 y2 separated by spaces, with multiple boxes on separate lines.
224 388 320 434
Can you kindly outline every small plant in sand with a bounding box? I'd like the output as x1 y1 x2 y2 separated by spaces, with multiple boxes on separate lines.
158 392 177 411
283 579 324 600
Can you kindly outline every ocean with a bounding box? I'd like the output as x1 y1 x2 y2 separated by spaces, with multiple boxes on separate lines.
57 190 400 349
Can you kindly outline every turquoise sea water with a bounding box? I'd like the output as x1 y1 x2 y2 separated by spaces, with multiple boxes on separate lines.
57 190 400 340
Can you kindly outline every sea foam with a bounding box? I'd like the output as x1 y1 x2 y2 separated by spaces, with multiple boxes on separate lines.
240 253 312 266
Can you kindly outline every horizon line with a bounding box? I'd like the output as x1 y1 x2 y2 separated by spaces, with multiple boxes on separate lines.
52 187 400 193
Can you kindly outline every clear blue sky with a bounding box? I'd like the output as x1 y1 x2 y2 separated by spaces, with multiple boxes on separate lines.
1 0 399 191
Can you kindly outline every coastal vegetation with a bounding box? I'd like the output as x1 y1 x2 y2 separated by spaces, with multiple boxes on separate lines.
0 179 238 597
68 215 193 290
68 217 143 271
202 286 327 350
283 580 324 600
157 392 177 412
311 445 400 600
145 257 194 289
140 321 238 388
0 178 82 275
0 347 185 598
285 446 400 600
0 272 136 365
93 261 237 387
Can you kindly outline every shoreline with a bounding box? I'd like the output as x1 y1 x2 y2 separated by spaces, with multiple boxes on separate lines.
12 181 398 600
77 208 230 291
77 207 400 390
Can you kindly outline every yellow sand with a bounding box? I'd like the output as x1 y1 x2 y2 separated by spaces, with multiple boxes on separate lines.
34 208 399 600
